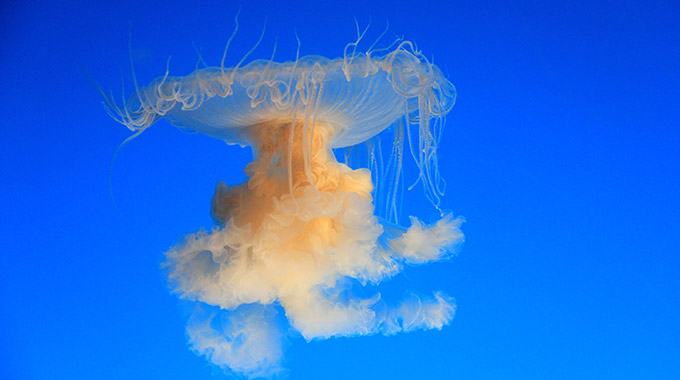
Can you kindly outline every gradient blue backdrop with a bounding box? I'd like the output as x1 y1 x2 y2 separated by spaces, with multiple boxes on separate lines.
1 0 678 379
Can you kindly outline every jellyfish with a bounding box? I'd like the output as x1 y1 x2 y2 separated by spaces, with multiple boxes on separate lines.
104 24 464 379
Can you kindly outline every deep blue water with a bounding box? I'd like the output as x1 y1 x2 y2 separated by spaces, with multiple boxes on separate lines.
1 0 679 379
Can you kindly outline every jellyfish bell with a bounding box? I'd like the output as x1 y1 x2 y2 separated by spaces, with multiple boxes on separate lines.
105 33 463 378
119 43 454 143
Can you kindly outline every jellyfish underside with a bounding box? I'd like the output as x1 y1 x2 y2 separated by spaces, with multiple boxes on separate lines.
161 118 462 376
106 38 463 377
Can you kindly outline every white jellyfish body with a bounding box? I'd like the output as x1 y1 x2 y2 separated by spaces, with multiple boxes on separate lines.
105 35 463 378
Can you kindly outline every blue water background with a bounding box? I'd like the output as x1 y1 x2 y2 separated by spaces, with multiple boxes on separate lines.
1 0 679 378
